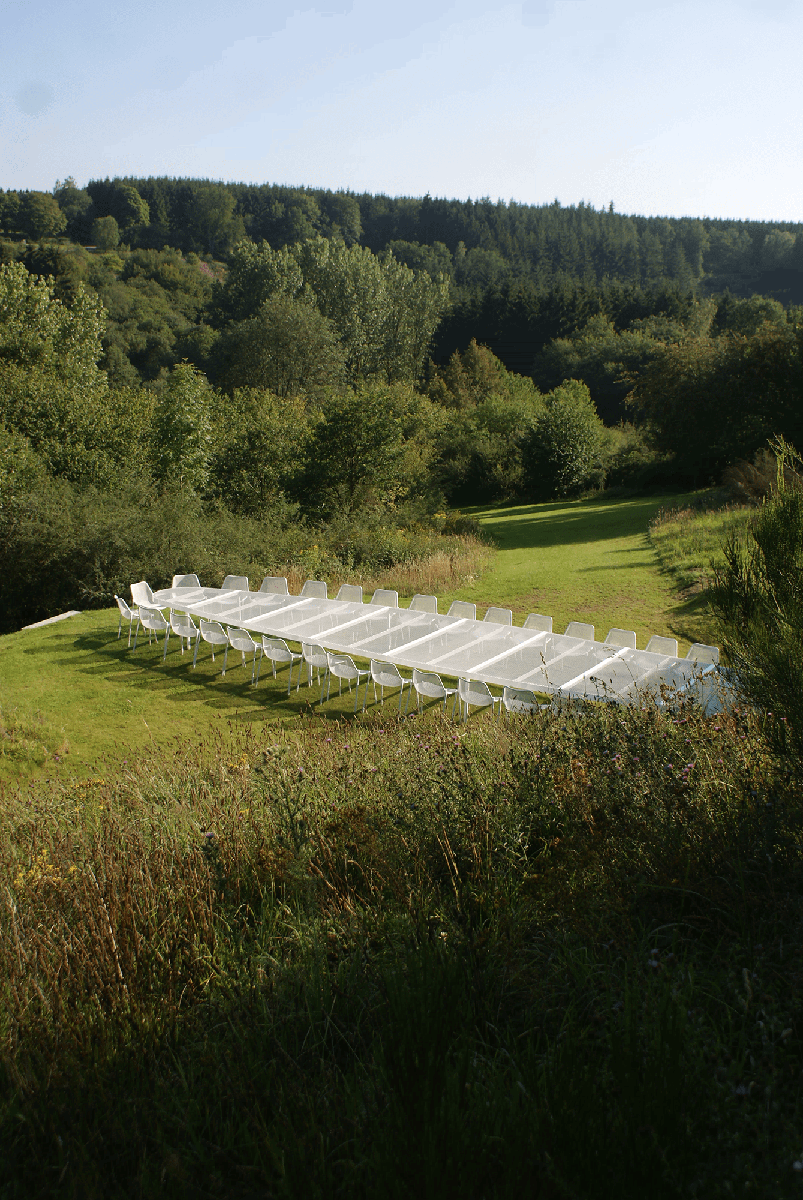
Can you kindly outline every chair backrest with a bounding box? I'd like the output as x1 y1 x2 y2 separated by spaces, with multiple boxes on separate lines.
259 576 289 595
115 595 134 619
369 589 399 608
221 575 249 592
523 613 552 632
261 636 293 662
502 686 540 715
447 600 476 620
409 593 438 614
459 677 495 706
335 584 363 603
604 628 637 649
327 652 359 680
412 669 448 699
483 606 513 626
302 641 329 668
300 579 327 599
565 621 595 641
170 609 197 635
130 580 154 606
200 619 228 643
139 605 168 631
228 626 257 651
645 634 678 657
685 642 719 665
370 660 404 687
172 573 200 588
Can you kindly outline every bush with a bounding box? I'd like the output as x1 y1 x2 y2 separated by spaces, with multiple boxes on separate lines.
714 438 803 751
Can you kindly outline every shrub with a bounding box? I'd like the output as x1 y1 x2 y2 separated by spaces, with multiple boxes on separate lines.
714 438 803 751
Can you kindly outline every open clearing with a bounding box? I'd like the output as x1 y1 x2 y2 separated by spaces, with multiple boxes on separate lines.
0 491 716 783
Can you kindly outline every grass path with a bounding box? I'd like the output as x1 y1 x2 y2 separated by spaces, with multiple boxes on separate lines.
0 492 719 783
442 492 718 651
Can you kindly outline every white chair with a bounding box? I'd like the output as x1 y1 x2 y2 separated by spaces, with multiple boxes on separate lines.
686 643 719 665
407 669 458 715
259 576 289 596
172 573 200 588
335 583 363 603
301 642 330 696
114 595 139 646
447 600 476 620
130 580 156 608
565 621 595 640
133 605 169 653
165 609 199 660
223 627 259 681
194 619 229 667
369 589 399 607
603 628 637 649
221 575 249 592
456 678 500 722
524 613 552 632
483 607 513 625
324 653 370 712
257 636 302 694
409 594 438 613
500 686 541 720
646 634 678 657
300 579 327 599
364 660 412 713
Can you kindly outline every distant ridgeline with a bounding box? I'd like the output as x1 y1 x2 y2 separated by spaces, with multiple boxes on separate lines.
1 176 802 418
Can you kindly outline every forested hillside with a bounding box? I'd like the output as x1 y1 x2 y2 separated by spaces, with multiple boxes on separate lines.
1 175 803 629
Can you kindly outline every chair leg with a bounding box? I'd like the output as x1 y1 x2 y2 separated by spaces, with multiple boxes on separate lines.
222 645 228 676
192 632 201 668
162 627 170 661
117 614 122 639
133 619 141 651
127 618 134 648
255 649 263 686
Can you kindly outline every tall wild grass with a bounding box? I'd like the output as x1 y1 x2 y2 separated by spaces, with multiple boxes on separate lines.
1 698 801 1197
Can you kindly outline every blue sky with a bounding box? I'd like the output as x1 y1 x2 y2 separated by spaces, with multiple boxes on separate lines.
2 0 801 221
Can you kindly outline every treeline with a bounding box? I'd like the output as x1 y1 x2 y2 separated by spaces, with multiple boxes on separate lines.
4 177 803 298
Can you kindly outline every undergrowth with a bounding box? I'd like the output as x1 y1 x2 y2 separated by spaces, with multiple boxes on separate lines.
648 494 752 595
1 701 802 1197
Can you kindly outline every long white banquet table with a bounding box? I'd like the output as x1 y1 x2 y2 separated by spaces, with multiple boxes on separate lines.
149 586 720 708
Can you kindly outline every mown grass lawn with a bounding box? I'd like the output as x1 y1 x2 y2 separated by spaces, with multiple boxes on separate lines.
0 491 722 784
449 491 719 650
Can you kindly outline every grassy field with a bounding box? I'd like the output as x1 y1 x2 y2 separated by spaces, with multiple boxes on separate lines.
3 491 803 1197
451 492 721 649
0 491 726 784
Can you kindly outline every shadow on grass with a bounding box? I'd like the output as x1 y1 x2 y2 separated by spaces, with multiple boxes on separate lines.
476 497 667 552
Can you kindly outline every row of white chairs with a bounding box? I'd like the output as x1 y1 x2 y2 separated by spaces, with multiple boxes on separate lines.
120 574 717 662
114 593 539 722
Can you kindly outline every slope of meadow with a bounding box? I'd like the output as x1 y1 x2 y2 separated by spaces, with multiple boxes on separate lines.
2 493 802 1196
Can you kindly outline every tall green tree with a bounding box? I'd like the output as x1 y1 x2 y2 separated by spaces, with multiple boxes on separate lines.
219 294 345 398
210 388 311 516
523 379 605 498
152 363 212 494
17 192 67 241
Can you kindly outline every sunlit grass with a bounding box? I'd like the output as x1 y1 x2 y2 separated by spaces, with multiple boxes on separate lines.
451 491 720 649
0 492 732 783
